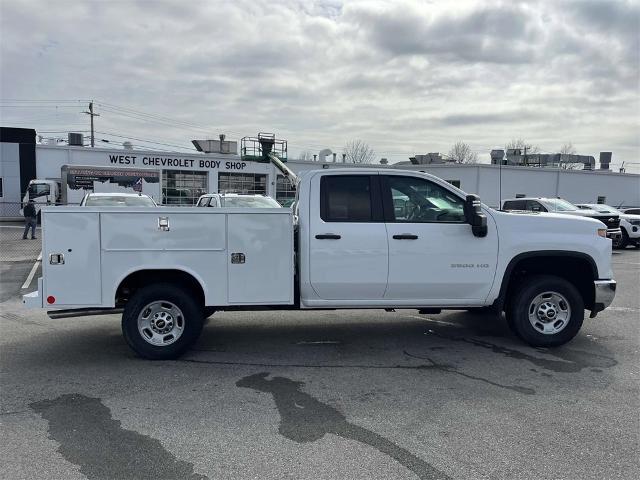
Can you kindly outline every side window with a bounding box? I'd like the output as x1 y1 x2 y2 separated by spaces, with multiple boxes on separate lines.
385 176 465 223
503 200 524 210
320 175 373 222
526 200 546 212
196 197 209 207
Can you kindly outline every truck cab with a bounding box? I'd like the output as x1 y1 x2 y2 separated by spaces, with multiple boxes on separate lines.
21 179 61 216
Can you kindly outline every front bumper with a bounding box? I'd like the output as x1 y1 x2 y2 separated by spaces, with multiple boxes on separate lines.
590 279 616 317
606 228 622 240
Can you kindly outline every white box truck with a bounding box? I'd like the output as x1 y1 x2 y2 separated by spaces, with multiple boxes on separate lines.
23 157 616 359
21 164 160 215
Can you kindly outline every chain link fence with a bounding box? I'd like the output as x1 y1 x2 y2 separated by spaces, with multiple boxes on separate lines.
0 203 42 263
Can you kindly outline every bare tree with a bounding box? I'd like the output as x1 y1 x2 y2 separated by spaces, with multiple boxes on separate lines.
298 150 314 162
447 141 478 164
343 140 376 164
505 138 539 154
558 142 582 169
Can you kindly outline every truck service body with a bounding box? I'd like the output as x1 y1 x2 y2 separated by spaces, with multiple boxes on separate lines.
24 167 616 359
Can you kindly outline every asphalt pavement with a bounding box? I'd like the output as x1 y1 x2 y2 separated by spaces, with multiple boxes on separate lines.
1 249 638 479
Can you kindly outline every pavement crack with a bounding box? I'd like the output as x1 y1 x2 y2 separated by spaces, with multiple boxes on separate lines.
403 351 535 395
424 330 617 372
30 393 207 480
179 357 440 370
237 372 451 480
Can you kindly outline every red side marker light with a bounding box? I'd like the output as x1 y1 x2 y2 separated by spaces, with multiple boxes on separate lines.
47 296 56 304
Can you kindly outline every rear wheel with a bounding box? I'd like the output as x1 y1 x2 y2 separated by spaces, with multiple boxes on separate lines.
506 275 584 347
122 283 204 360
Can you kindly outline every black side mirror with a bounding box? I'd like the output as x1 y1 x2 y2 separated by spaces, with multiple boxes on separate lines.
464 194 488 237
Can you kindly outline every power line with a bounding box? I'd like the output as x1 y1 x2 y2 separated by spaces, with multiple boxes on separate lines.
94 130 196 151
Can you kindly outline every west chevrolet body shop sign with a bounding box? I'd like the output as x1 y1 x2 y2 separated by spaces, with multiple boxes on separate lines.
108 154 252 171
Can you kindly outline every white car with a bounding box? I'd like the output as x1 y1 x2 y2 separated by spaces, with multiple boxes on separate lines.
502 197 622 242
196 193 281 208
80 192 157 207
576 204 640 249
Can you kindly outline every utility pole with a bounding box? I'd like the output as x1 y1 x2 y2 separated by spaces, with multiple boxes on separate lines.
82 101 100 147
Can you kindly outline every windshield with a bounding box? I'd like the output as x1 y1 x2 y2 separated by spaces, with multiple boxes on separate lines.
28 183 51 200
220 196 281 208
84 195 156 207
544 199 579 212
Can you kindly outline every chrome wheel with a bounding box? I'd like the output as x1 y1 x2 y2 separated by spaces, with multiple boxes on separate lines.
137 301 185 346
528 291 571 335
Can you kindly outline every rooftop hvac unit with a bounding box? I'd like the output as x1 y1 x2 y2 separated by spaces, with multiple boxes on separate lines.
192 138 238 154
68 132 84 146
599 152 612 170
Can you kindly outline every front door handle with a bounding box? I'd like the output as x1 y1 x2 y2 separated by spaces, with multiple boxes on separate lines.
392 234 418 240
315 233 341 240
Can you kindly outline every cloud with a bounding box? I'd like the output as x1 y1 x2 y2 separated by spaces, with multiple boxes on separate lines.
0 0 638 170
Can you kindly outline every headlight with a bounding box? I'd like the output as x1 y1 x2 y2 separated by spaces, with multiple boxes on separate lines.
597 228 607 238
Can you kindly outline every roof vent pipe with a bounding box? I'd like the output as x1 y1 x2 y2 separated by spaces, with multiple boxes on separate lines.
342 153 346 163
318 149 332 163
332 153 337 162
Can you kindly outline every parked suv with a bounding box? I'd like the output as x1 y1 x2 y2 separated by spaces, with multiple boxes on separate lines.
576 204 640 249
196 193 281 208
502 197 622 242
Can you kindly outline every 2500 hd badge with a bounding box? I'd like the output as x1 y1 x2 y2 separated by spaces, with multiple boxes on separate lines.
451 263 490 268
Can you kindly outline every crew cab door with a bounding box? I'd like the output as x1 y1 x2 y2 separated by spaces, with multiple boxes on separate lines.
381 174 498 304
308 173 388 300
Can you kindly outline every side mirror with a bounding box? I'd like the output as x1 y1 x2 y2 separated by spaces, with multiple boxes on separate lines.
464 194 488 238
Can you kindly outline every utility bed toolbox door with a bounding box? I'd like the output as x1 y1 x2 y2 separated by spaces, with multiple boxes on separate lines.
42 211 102 305
227 211 294 304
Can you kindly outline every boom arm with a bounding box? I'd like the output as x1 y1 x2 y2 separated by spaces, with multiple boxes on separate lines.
268 152 299 187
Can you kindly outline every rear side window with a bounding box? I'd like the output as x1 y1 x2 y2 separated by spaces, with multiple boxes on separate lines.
525 200 546 212
503 200 525 210
320 175 374 222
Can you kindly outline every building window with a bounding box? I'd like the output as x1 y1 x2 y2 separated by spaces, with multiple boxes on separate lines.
276 175 296 206
445 179 461 188
218 172 267 195
162 170 208 205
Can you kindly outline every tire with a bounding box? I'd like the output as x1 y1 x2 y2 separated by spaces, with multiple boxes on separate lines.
506 275 584 348
204 306 216 318
122 283 204 360
614 229 629 249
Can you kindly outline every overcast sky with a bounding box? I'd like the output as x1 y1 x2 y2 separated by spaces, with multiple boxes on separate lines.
1 0 638 171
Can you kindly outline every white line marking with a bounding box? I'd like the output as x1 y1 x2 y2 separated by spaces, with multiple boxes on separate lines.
21 252 42 290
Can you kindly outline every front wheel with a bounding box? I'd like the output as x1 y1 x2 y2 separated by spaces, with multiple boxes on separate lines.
506 275 584 347
122 283 204 360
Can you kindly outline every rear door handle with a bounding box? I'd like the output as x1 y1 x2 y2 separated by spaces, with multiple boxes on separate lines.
392 234 418 240
315 233 341 240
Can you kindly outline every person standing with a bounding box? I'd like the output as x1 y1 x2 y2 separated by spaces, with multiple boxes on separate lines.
22 200 37 240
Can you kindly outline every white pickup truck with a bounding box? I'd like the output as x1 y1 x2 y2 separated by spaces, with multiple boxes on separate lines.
23 160 616 359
